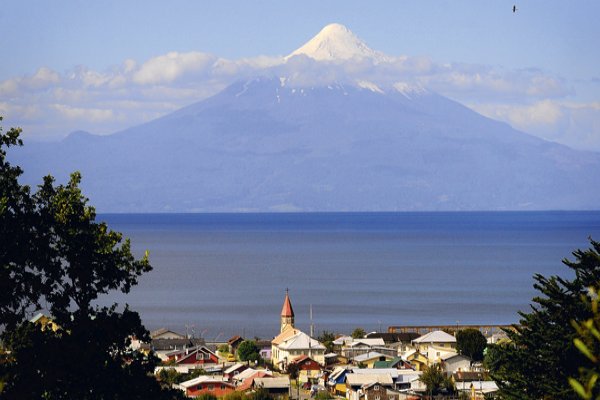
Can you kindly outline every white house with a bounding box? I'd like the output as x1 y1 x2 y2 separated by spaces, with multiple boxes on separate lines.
411 330 457 365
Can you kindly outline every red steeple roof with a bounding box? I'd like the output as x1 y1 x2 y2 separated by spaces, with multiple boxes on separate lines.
281 289 294 318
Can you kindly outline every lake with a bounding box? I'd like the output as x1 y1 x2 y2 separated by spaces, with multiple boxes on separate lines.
99 211 600 340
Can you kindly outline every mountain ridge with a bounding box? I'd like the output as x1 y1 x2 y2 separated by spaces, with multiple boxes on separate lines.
9 24 600 212
11 75 600 212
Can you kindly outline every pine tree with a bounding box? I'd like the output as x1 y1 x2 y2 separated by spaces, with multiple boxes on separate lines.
489 239 600 399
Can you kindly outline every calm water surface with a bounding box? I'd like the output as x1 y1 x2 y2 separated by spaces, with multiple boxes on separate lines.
99 212 600 339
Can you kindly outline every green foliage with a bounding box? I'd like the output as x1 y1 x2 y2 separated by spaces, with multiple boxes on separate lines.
158 368 181 386
419 363 454 395
286 362 299 379
178 368 207 383
222 392 247 400
247 387 272 400
196 394 217 400
221 389 272 400
456 328 487 361
314 390 333 400
237 340 260 362
218 344 230 353
489 239 600 400
317 330 335 353
569 285 600 399
0 119 182 399
351 327 366 339
0 117 39 330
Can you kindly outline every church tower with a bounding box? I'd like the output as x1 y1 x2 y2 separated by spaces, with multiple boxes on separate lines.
280 289 295 333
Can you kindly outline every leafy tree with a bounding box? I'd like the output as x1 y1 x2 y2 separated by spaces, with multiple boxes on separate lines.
0 118 40 330
218 344 230 353
569 285 600 399
419 363 454 396
489 239 600 400
351 327 366 339
317 330 335 353
158 368 181 386
456 328 487 361
0 119 182 399
237 340 260 361
286 362 299 379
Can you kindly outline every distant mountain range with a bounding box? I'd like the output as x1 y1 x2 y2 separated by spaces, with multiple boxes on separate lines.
10 24 600 212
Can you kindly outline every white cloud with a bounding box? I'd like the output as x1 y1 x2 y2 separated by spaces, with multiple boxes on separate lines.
470 100 600 151
52 104 115 122
133 51 216 85
0 47 595 151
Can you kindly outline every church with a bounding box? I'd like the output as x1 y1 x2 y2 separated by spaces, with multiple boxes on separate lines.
271 290 326 369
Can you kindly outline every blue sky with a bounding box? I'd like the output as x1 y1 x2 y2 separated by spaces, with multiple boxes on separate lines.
1 0 599 150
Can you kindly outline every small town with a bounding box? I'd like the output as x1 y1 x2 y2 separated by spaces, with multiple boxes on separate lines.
73 290 504 400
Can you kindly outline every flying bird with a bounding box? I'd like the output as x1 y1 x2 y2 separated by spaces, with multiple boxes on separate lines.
513 5 518 12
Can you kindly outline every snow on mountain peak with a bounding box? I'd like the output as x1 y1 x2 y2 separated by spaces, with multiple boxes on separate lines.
286 23 390 62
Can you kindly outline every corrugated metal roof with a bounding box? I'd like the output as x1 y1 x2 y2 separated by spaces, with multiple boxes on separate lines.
179 375 230 389
276 330 326 351
346 373 394 386
254 377 290 389
412 330 456 344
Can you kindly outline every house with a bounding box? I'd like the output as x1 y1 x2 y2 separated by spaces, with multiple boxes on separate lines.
351 368 419 391
235 370 273 392
253 376 290 398
224 363 249 380
365 332 421 355
289 355 322 383
455 380 499 398
151 328 186 340
404 351 428 371
324 352 341 365
166 345 219 365
346 374 394 400
228 335 244 354
394 369 423 391
359 382 401 400
149 338 206 360
271 291 326 368
411 330 457 365
332 336 353 352
178 375 235 397
30 312 60 332
256 339 272 360
441 353 472 374
351 351 393 368
327 366 352 396
372 357 413 370
452 371 486 384
343 338 388 358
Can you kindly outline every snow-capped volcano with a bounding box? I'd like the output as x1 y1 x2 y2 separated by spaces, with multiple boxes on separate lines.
286 23 390 62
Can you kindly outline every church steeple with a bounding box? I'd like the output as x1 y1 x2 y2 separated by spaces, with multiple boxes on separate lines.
280 289 295 333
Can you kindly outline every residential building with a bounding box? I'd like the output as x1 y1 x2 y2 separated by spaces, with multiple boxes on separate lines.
151 328 185 340
289 355 322 383
166 345 219 365
346 374 394 400
411 330 457 364
178 375 235 398
441 353 472 374
253 377 290 398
